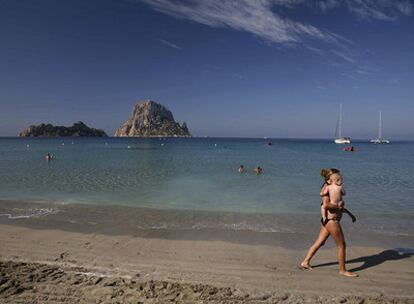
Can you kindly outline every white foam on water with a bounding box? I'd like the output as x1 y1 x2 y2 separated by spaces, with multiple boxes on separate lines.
190 222 296 233
0 208 60 220
366 227 413 237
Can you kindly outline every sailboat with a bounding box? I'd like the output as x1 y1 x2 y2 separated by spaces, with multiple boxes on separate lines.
370 111 390 144
334 104 351 144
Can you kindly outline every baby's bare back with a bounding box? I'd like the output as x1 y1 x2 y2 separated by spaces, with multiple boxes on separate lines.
328 184 344 207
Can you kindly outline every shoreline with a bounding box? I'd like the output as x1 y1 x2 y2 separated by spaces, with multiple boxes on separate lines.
0 200 413 249
1 200 413 302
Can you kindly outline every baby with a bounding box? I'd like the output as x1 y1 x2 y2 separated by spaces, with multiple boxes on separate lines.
320 172 345 225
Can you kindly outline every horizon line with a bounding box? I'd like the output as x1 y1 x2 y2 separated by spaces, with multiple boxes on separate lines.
0 136 412 142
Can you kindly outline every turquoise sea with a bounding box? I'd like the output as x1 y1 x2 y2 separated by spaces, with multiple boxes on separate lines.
0 137 413 217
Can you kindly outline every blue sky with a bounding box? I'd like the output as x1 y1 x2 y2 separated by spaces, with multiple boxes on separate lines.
0 0 413 138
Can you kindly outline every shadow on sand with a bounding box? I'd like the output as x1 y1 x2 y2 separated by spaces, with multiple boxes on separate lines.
312 248 414 272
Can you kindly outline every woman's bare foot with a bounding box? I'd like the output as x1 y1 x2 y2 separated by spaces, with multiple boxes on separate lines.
339 270 358 277
300 261 313 270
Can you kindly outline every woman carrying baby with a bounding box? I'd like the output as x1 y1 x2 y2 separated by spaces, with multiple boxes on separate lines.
301 168 357 277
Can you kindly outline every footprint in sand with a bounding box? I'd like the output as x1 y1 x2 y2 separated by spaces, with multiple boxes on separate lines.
57 251 69 261
265 264 278 271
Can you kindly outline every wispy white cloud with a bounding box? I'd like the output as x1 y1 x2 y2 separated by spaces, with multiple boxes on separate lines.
138 0 337 45
139 0 412 48
355 65 379 75
317 0 341 12
330 49 356 63
306 46 326 55
395 1 414 16
356 69 370 75
137 0 411 67
316 0 413 20
159 39 182 50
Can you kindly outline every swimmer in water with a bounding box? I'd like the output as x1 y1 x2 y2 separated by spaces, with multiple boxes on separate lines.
254 166 263 174
238 165 245 173
45 153 53 161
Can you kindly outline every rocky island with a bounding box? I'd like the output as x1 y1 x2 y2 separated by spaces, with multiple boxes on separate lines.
19 121 107 137
115 100 191 137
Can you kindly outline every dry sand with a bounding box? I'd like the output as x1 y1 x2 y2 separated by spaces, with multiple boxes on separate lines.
0 201 413 303
1 224 414 303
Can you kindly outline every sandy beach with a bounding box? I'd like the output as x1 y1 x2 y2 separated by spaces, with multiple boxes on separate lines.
0 201 413 303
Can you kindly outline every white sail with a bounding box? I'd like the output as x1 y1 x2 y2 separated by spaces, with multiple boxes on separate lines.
334 104 341 138
370 111 390 144
334 104 351 144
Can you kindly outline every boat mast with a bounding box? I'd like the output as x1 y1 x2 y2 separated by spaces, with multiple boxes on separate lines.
379 111 382 140
338 104 342 138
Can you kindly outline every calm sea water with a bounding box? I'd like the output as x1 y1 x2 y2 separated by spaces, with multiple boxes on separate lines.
0 137 413 217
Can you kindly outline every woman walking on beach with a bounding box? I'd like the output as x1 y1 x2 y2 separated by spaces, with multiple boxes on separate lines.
301 168 357 277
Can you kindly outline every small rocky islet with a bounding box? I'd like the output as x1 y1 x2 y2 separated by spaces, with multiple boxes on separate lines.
19 121 107 137
115 100 191 137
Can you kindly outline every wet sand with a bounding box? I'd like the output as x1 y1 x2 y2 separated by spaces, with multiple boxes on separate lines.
0 201 413 303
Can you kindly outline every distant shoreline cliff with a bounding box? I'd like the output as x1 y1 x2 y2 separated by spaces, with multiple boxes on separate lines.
19 121 107 137
115 100 191 137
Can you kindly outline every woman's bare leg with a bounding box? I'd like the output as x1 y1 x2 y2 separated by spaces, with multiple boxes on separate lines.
324 221 357 277
301 226 330 269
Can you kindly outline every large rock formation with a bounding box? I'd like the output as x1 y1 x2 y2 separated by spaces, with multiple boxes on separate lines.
115 100 191 137
19 121 107 137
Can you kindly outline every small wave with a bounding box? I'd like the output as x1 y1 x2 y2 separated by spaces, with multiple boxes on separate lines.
190 222 296 233
0 208 60 220
393 248 414 254
366 227 413 237
222 223 296 233
132 221 294 233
